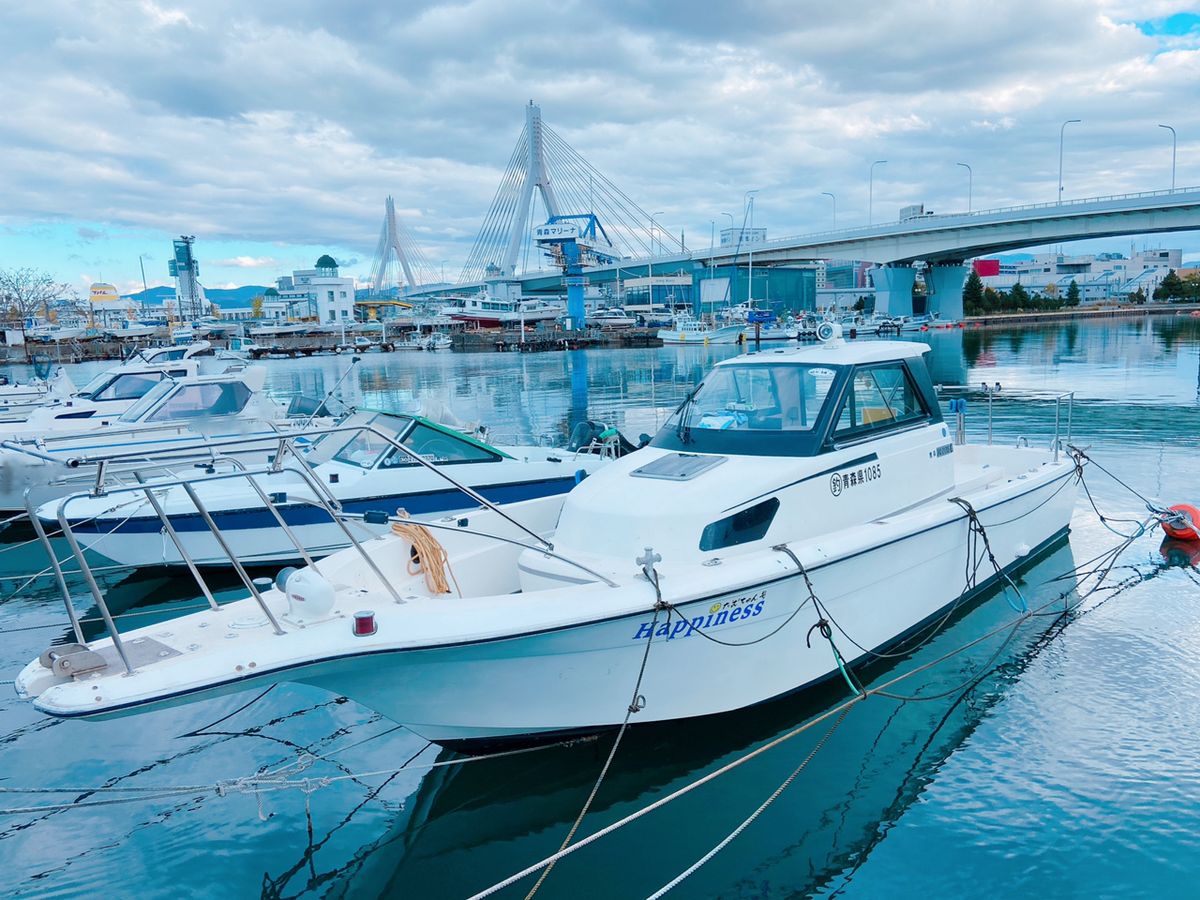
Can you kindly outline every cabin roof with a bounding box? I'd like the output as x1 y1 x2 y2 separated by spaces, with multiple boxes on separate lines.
721 339 929 367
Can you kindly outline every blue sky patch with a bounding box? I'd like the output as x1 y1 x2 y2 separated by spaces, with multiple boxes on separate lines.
1137 13 1200 37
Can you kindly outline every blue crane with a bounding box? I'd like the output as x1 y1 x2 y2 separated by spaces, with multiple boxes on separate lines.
533 214 620 329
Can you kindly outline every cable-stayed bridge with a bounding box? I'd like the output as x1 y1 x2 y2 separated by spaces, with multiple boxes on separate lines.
458 102 685 284
373 103 1200 317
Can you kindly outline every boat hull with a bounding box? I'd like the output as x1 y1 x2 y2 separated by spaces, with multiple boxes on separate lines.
296 469 1076 746
65 475 586 568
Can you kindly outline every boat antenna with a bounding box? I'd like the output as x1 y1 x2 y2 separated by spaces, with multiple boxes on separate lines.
303 356 361 428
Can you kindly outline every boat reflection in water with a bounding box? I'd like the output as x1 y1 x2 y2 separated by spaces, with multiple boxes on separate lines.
279 540 1080 899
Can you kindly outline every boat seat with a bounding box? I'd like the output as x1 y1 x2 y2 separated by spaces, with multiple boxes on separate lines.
860 406 895 424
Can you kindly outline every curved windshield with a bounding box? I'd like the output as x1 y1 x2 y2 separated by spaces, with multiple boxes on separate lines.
653 362 845 457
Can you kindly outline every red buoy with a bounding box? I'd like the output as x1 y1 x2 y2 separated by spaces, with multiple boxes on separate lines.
1161 504 1200 541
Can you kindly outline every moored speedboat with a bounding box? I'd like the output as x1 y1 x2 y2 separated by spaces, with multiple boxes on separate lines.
15 331 1078 749
46 410 612 568
0 364 336 513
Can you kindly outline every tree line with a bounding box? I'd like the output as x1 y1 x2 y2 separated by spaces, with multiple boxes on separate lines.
962 267 1200 316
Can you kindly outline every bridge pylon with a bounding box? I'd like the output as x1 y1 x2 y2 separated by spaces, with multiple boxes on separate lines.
369 196 434 295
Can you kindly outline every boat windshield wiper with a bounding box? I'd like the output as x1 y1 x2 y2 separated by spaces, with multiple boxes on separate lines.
675 383 703 444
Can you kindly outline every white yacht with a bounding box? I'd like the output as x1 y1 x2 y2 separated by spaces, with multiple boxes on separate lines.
42 411 612 568
15 332 1077 749
658 316 745 345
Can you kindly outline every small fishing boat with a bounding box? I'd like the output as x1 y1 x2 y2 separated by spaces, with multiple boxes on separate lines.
43 410 614 568
658 316 745 345
15 330 1078 749
423 333 453 351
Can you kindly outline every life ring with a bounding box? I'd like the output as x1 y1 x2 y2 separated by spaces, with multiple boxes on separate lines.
1161 503 1200 541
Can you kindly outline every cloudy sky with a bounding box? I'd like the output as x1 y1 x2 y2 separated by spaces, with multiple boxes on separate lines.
1 0 1197 294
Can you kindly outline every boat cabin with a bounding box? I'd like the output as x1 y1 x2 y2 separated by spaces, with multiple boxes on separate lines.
531 339 957 579
116 367 268 424
307 410 512 470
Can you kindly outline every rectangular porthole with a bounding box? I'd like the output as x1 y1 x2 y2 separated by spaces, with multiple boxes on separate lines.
699 498 780 551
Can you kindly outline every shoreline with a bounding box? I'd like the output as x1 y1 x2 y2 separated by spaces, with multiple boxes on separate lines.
966 302 1200 328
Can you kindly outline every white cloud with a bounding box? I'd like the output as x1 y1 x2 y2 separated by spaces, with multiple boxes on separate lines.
0 0 1197 285
210 256 281 269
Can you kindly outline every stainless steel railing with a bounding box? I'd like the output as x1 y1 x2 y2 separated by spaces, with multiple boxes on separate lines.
31 421 614 676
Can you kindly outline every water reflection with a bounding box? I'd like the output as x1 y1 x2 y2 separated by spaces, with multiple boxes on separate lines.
293 542 1091 898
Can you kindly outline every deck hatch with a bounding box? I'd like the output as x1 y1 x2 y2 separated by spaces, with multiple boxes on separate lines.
630 453 726 481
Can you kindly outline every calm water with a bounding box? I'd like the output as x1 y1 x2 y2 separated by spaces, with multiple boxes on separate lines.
3 317 1200 898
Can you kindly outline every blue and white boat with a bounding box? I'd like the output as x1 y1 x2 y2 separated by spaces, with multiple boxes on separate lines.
40 410 612 568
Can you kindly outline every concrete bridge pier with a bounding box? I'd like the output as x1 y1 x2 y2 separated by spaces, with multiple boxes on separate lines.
870 264 915 317
925 263 968 321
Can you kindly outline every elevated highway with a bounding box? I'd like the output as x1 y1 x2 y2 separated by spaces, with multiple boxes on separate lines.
418 186 1200 318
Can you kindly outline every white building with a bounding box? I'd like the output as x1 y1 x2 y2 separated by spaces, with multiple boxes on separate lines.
269 255 355 322
979 248 1182 301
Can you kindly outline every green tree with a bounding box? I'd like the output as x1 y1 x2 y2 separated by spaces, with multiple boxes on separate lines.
962 270 984 315
1010 282 1030 308
1154 269 1185 302
1129 287 1147 304
852 297 866 312
1065 279 1081 306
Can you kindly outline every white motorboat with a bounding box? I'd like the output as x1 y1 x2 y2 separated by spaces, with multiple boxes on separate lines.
0 364 335 513
586 307 637 329
15 331 1078 750
105 321 159 340
26 318 88 342
218 336 264 360
658 316 745 345
449 294 563 329
423 333 453 351
0 369 74 419
0 342 212 428
43 411 613 568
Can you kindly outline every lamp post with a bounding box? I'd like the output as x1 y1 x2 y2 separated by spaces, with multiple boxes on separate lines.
744 190 759 305
1159 124 1177 192
956 163 973 212
821 191 836 229
1057 119 1081 204
869 160 887 225
649 211 663 309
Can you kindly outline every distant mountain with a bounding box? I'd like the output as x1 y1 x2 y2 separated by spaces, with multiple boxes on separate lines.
121 285 271 308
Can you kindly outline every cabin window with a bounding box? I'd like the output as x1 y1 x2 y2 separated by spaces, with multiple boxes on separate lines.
146 382 251 421
699 498 780 551
676 364 838 434
833 363 928 440
382 423 501 467
91 370 187 401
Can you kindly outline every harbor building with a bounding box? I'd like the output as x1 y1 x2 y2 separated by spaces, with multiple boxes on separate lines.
269 255 355 322
975 249 1182 301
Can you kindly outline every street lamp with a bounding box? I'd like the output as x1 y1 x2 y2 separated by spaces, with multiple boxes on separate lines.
744 190 759 305
649 211 663 309
821 191 836 229
1057 119 1081 204
869 160 887 225
956 163 973 212
1159 124 1177 192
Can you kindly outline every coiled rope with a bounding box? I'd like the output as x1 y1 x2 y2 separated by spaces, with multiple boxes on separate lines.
389 509 459 596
